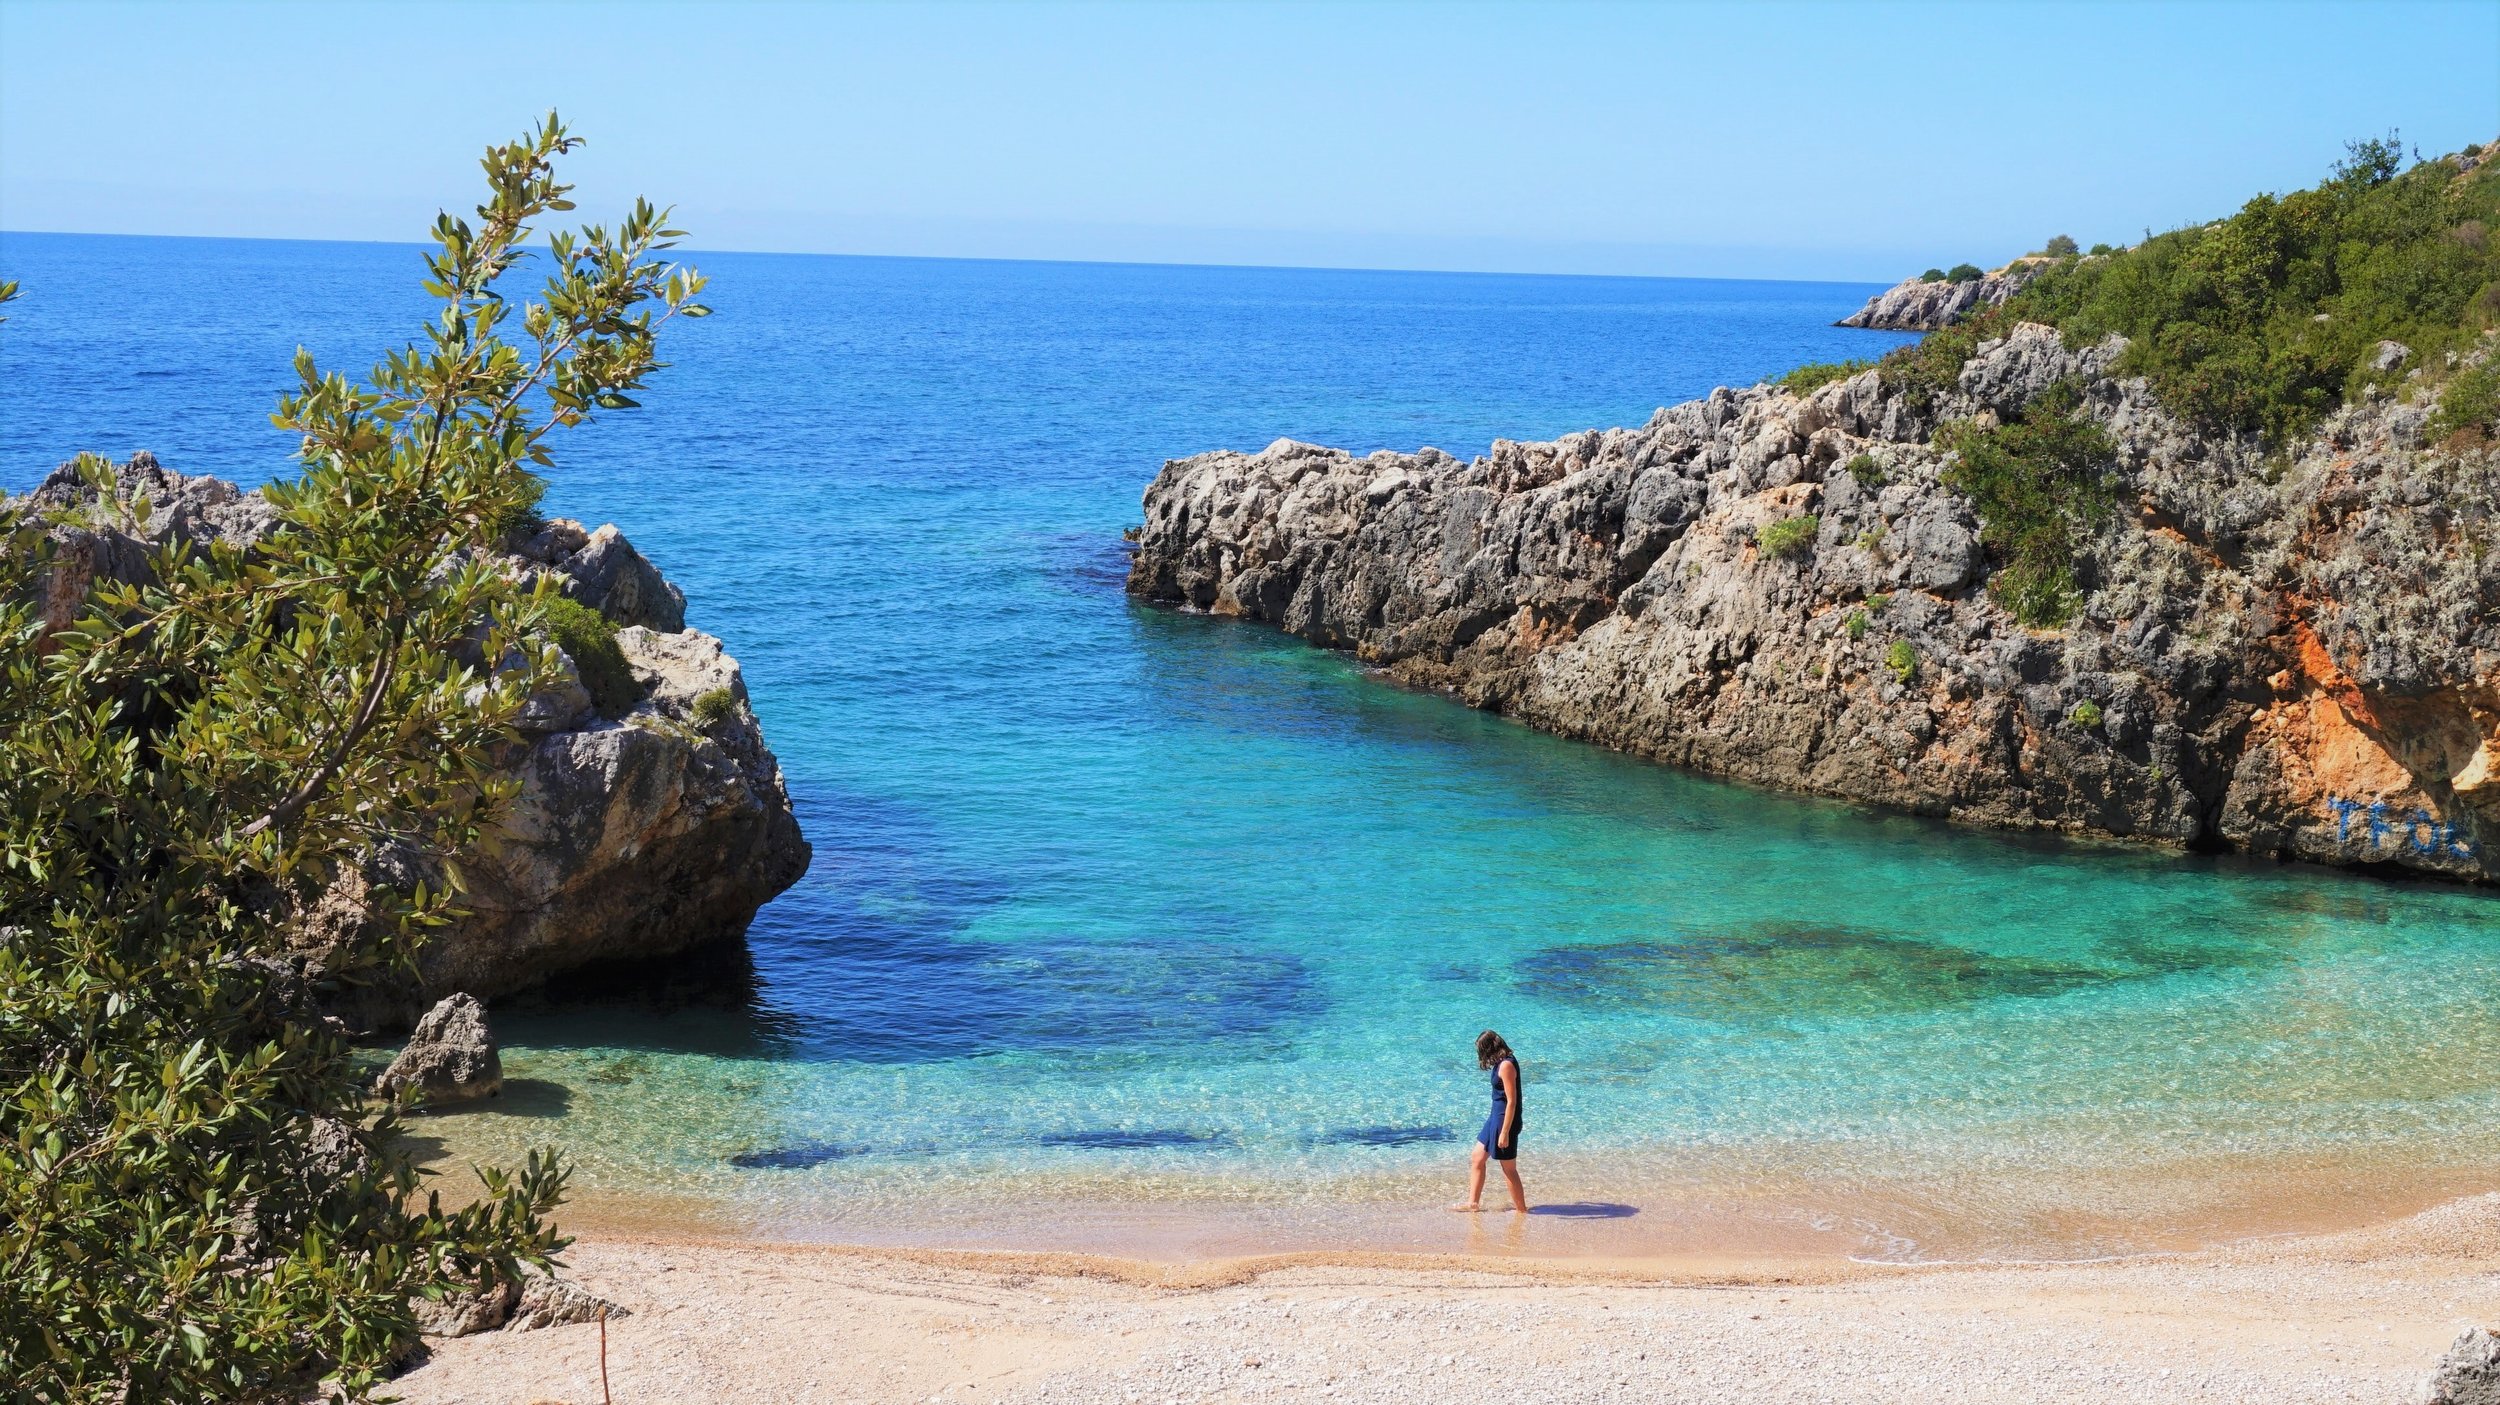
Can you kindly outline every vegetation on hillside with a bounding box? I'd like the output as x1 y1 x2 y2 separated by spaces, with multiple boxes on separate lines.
0 115 708 1400
1890 136 2500 445
1775 358 1874 396
1936 382 2121 628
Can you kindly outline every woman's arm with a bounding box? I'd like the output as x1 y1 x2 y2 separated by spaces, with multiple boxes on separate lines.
1499 1060 1520 1147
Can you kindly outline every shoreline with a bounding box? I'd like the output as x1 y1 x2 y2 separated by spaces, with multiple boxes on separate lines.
393 1188 2500 1402
417 1135 2500 1269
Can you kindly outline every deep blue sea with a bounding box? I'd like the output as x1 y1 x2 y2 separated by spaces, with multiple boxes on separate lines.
6 232 2496 1261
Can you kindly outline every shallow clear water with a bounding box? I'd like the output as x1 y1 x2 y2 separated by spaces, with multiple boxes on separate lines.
6 233 2495 1261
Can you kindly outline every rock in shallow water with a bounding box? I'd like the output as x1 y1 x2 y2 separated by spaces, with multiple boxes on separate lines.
375 993 502 1105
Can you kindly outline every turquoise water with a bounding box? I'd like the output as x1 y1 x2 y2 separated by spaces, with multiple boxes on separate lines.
5 233 2495 1260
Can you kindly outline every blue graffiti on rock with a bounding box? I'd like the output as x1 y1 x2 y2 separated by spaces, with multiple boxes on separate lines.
2325 797 2479 859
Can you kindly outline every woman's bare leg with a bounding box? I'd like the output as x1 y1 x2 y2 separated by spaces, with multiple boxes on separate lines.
1448 1144 1489 1210
1497 1157 1527 1212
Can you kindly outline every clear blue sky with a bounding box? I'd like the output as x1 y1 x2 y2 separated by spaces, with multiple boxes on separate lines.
3 0 2494 280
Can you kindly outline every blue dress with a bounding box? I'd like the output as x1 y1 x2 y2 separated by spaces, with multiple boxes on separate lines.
1478 1057 1522 1161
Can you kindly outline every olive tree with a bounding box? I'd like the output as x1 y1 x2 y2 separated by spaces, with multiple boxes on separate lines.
0 114 707 1401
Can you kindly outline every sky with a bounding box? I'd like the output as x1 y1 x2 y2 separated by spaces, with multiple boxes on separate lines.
2 0 2496 281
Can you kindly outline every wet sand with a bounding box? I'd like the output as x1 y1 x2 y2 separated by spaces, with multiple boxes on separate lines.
393 1190 2500 1403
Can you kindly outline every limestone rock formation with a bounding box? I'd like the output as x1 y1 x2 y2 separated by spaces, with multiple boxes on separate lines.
412 1265 630 1338
9 458 811 1012
2423 1328 2500 1405
1838 263 2046 331
375 993 503 1105
1129 324 2500 884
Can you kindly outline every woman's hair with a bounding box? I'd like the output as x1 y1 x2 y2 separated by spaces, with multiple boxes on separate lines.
1475 1030 1514 1069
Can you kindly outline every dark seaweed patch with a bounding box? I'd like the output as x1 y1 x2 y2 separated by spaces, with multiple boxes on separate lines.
1315 1125 1457 1147
1515 925 2119 1020
726 1141 859 1170
1036 1129 1229 1150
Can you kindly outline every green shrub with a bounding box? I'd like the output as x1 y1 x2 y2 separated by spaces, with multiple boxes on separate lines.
0 116 706 1399
2430 351 2500 439
1866 591 1893 613
690 685 737 728
1920 267 1948 282
1878 303 2010 415
1845 451 1886 486
1885 638 1917 683
2043 234 2080 258
1946 263 1986 283
542 593 641 716
489 467 549 540
1757 514 1820 559
2071 698 2105 728
1845 609 1870 640
1935 382 2119 628
1778 359 1875 395
2088 242 2116 257
1904 134 2500 446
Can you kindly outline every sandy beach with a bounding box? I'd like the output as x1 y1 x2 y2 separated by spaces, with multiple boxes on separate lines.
393 1191 2499 1403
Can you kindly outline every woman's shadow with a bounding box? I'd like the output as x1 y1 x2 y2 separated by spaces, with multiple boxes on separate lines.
1525 1201 1638 1219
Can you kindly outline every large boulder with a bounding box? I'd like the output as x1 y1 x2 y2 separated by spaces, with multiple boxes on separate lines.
375 994 502 1105
2425 1328 2500 1405
7 460 811 1015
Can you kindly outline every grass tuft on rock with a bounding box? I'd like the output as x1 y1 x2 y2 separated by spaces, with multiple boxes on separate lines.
542 594 640 716
1758 514 1820 559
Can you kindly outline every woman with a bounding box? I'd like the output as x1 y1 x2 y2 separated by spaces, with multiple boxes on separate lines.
1450 1029 1527 1213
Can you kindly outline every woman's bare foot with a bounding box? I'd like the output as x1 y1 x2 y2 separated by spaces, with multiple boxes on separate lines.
1446 1202 1483 1212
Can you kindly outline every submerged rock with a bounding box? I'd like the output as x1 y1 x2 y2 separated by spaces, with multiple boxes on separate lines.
1129 327 2500 885
375 994 503 1105
8 461 812 1015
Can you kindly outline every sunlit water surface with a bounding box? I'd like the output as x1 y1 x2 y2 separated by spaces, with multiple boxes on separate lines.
5 233 2493 1261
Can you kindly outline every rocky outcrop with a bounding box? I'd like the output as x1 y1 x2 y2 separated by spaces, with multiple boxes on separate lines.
10 457 811 1012
375 994 503 1105
2423 1328 2500 1405
1129 325 2500 884
414 1266 629 1338
1838 263 2045 330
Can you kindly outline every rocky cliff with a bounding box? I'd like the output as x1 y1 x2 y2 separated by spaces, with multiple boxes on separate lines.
17 456 810 1014
1128 326 2500 884
1839 264 2043 330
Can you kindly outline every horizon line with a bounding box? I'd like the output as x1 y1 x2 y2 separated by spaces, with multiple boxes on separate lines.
0 225 1904 290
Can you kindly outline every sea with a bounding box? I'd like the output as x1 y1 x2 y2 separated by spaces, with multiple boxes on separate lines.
5 231 2495 1262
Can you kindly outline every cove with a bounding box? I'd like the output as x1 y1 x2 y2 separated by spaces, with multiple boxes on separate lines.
4 234 2494 1261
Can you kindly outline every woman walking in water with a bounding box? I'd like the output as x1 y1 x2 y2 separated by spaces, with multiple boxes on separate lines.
1451 1030 1527 1213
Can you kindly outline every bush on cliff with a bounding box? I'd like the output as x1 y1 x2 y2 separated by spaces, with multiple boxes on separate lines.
2431 347 2500 441
1892 135 2500 446
542 594 640 716
1757 514 1819 559
1935 382 2120 628
0 116 708 1400
1775 359 1873 396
